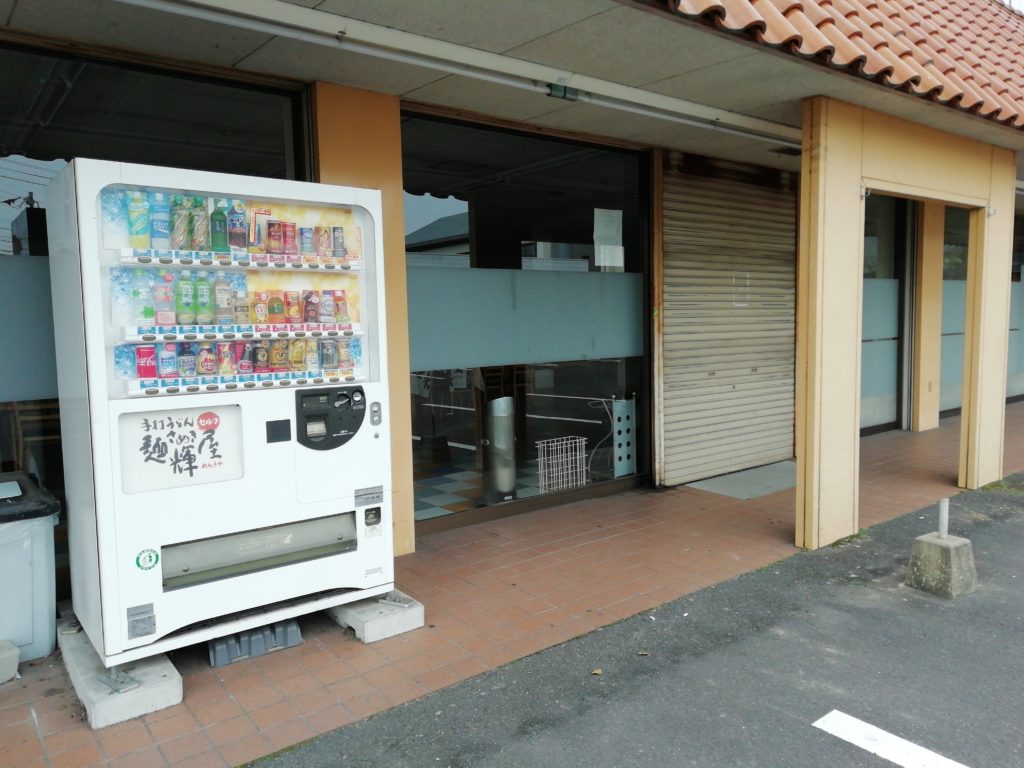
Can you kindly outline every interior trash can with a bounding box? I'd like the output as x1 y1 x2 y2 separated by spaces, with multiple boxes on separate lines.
0 472 60 662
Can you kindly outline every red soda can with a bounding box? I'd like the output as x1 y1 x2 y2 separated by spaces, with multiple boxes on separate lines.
282 222 298 257
217 341 237 375
135 345 157 378
234 340 254 373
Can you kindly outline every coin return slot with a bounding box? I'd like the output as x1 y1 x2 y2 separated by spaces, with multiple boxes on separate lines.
306 417 327 439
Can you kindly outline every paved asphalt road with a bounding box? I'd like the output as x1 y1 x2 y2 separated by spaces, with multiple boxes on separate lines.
254 479 1024 768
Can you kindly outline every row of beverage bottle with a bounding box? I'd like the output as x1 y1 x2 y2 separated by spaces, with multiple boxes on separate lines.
105 189 356 260
134 338 353 380
127 268 350 326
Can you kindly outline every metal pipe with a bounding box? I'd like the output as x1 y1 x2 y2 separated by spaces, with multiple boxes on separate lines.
939 497 949 539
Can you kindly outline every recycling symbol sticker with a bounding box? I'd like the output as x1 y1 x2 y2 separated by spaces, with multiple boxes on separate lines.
135 549 159 571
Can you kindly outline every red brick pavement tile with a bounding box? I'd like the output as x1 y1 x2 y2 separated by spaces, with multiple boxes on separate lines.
49 743 105 768
106 745 167 768
4 736 45 767
273 672 320 699
216 735 274 768
167 751 227 768
146 711 201 744
302 703 356 734
327 674 375 703
142 703 193 726
247 700 299 731
187 697 242 728
234 683 284 713
156 732 212 764
203 714 258 748
342 690 392 721
288 687 336 718
98 720 155 759
262 719 316 752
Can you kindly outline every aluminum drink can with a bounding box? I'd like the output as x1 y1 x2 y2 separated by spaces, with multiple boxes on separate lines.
318 338 338 370
315 227 332 259
156 343 177 378
284 291 302 325
234 340 254 373
266 220 284 255
217 341 237 375
269 339 289 372
253 340 270 373
282 222 298 257
135 345 157 378
331 226 347 258
299 227 315 255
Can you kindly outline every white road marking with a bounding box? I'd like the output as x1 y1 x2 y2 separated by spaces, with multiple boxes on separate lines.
813 710 971 768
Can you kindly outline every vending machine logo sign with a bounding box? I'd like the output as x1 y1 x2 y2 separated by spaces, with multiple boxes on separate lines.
118 405 244 494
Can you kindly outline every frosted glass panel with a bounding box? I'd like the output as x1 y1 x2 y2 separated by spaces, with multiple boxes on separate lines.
408 266 643 371
861 339 898 427
940 334 964 411
0 256 57 402
861 278 899 428
862 279 899 340
942 281 967 335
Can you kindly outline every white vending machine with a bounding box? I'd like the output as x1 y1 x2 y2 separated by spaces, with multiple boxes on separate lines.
48 159 393 667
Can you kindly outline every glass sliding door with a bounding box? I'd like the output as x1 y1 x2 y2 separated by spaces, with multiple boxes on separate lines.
861 195 910 430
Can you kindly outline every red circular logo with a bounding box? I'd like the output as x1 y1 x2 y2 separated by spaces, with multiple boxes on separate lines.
197 411 220 431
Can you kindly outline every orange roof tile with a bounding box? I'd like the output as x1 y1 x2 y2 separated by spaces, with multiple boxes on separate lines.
642 0 1024 128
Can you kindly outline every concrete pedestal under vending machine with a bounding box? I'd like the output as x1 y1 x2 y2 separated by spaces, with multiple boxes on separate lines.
48 159 395 667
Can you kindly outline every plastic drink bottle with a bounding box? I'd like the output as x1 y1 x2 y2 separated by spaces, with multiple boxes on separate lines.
210 199 229 253
196 342 217 376
193 271 214 324
149 192 171 249
176 343 197 376
157 343 177 378
127 191 150 249
153 270 176 325
227 200 247 249
191 197 211 251
213 271 233 324
170 195 191 250
129 268 154 325
175 270 196 324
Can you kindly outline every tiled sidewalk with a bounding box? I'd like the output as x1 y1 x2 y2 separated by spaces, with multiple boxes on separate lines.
4 406 1023 768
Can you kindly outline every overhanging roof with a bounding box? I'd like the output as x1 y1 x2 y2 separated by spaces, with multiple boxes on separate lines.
643 0 1024 128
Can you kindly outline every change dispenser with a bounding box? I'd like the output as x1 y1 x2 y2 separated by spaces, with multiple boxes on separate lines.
296 386 367 450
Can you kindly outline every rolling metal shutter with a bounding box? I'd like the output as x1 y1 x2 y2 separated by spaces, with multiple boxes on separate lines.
658 155 797 486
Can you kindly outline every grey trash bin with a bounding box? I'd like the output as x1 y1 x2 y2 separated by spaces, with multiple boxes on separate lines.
0 472 60 662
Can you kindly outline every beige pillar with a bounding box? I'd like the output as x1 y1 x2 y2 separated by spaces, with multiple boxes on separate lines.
796 98 865 549
959 157 1015 488
911 202 945 432
312 82 415 556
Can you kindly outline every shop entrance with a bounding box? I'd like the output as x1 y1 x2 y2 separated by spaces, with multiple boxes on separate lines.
401 115 649 525
860 195 914 433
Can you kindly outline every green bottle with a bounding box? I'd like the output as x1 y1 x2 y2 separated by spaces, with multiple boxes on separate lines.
210 199 229 253
175 270 196 325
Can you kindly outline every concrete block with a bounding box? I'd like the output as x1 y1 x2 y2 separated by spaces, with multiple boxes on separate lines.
325 590 425 643
0 639 19 683
906 532 978 599
57 615 182 730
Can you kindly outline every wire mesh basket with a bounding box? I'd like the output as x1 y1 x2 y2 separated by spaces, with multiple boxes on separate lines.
536 436 589 494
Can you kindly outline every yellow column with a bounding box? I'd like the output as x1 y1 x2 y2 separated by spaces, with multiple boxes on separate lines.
911 202 944 432
796 98 865 549
959 151 1016 488
312 82 415 555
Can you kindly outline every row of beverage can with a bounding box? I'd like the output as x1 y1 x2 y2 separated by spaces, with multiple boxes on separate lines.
134 338 352 379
